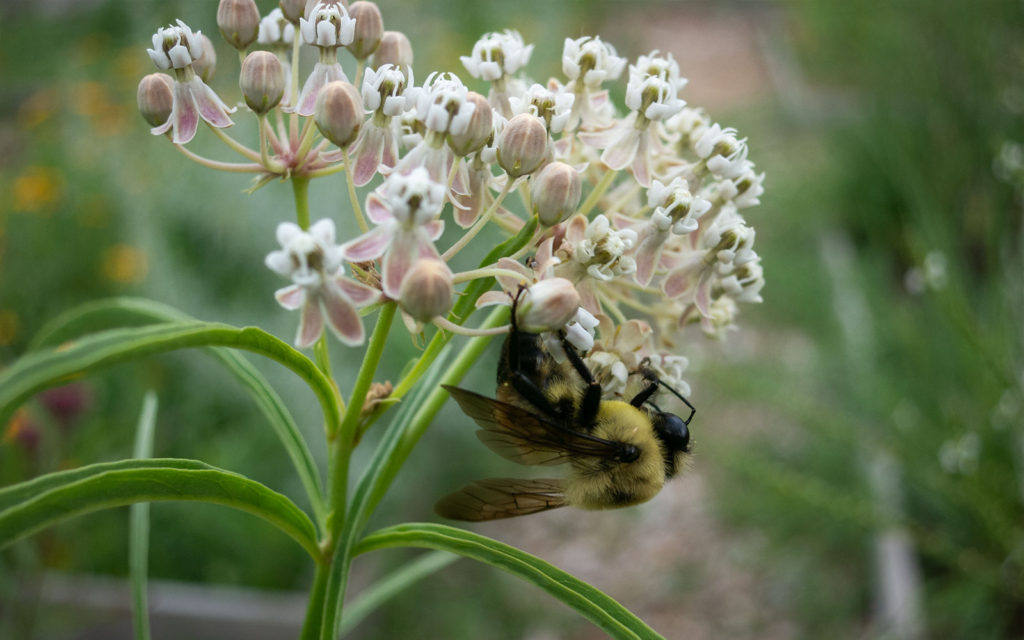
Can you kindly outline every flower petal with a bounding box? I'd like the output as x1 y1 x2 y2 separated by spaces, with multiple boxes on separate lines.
296 299 324 348
322 284 365 346
351 125 386 187
631 132 651 187
334 275 381 306
634 232 666 286
341 225 392 261
601 127 640 171
382 230 418 298
294 62 330 117
422 220 445 243
171 81 199 144
365 192 393 225
189 77 235 128
274 284 305 310
694 270 713 317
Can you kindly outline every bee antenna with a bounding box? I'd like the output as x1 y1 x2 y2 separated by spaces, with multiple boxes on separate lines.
657 379 696 426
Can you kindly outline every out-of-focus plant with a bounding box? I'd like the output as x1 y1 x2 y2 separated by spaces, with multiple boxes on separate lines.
0 1 769 638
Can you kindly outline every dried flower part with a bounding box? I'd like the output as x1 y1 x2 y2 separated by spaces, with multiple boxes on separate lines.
447 92 493 157
497 113 548 178
399 259 454 321
372 30 413 70
362 381 394 416
348 1 384 60
217 0 261 50
240 51 286 114
314 80 363 148
137 73 174 127
279 0 306 23
515 278 581 333
531 161 581 226
191 34 218 83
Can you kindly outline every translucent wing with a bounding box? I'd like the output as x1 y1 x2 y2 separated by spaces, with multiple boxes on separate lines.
434 478 567 521
443 385 624 466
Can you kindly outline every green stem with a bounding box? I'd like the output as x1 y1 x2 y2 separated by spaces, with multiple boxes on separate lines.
343 150 369 233
313 335 332 378
300 560 330 640
171 143 264 173
442 179 514 261
293 176 311 230
577 168 617 218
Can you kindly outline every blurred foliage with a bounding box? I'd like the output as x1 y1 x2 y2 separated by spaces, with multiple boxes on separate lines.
700 1 1024 638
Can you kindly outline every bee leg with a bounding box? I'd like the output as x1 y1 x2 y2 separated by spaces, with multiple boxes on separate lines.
629 379 659 408
559 335 604 428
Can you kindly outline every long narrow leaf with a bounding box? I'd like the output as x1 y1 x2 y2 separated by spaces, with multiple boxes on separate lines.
0 321 340 454
339 551 458 637
27 297 327 527
0 458 321 561
130 392 158 640
356 523 663 640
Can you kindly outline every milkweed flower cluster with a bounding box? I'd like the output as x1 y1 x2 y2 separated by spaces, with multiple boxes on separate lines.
136 0 767 408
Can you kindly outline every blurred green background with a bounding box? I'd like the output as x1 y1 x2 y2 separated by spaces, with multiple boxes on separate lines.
1 0 1022 638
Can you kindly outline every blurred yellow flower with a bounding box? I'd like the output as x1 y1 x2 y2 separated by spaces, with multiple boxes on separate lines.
0 310 18 346
72 81 127 135
17 88 58 129
13 166 63 214
101 244 148 284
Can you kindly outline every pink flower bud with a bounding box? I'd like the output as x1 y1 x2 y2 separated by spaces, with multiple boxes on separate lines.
348 1 384 60
497 113 548 178
218 0 261 50
314 81 364 148
515 278 580 333
191 34 218 83
447 92 493 157
399 259 454 322
531 161 581 226
240 51 286 115
137 73 174 127
372 31 413 70
280 0 305 23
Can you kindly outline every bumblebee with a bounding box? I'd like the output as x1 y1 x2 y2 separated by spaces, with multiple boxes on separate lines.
436 306 695 521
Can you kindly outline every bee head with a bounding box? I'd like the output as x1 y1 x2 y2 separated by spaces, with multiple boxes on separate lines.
653 411 690 455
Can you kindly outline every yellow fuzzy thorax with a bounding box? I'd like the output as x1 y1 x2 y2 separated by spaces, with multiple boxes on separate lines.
564 400 666 510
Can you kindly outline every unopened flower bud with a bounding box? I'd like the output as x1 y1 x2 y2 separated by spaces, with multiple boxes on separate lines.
399 259 453 322
240 51 285 115
372 31 413 70
280 0 305 23
516 278 580 333
137 73 174 127
531 161 581 226
348 1 384 60
191 34 218 83
314 81 363 148
497 113 548 178
218 0 261 50
447 92 493 156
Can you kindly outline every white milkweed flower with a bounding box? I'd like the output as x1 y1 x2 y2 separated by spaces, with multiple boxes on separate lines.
361 63 410 116
396 72 475 182
562 35 626 89
625 54 687 122
340 168 447 298
257 8 295 46
694 123 749 179
509 82 575 135
146 20 235 144
633 178 712 285
265 219 380 348
551 307 600 357
572 214 639 282
460 29 534 82
345 64 411 186
299 2 356 49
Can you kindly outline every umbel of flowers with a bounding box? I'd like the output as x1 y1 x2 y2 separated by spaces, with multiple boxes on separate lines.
138 0 765 405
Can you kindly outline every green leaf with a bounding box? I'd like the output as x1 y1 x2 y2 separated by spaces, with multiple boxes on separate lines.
356 523 663 640
0 458 321 561
28 298 327 527
130 392 158 640
4 320 338 505
339 551 458 637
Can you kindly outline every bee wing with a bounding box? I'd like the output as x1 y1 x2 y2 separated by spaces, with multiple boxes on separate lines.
435 478 567 521
443 385 624 465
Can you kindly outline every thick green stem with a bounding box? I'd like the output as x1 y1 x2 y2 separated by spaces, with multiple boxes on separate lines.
300 561 330 640
293 176 311 230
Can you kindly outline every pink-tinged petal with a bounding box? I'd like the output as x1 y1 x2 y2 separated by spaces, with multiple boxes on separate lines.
663 266 694 298
275 284 306 310
694 271 713 317
476 291 513 308
382 230 418 298
150 117 173 136
634 234 665 287
453 169 484 228
565 214 588 243
352 126 386 186
296 300 324 348
631 133 651 187
590 90 610 108
189 77 235 128
380 127 397 168
577 281 602 315
365 192 392 225
601 128 640 171
321 284 365 346
493 257 529 291
294 63 329 117
171 82 199 144
341 225 392 261
422 220 445 242
617 319 651 352
334 275 381 306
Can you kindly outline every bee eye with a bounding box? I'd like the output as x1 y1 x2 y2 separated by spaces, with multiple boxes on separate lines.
658 413 690 452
